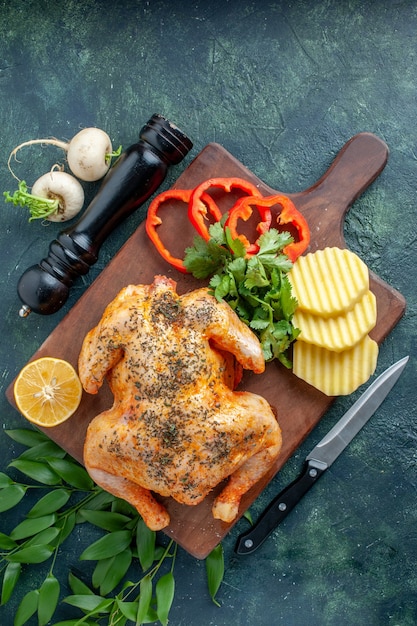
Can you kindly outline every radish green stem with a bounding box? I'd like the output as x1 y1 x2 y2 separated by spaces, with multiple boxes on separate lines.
4 180 59 221
105 144 122 165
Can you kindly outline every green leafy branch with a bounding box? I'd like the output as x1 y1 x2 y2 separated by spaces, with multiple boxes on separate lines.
184 222 300 366
0 428 225 625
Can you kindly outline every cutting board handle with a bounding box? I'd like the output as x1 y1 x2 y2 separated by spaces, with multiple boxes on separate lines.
291 132 389 249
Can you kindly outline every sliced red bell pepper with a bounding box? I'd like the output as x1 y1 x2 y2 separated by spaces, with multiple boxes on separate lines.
225 193 310 261
224 195 273 254
189 177 262 240
145 188 193 273
272 195 310 262
187 189 222 241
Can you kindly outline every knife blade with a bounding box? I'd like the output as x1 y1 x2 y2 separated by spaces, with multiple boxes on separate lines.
235 355 409 555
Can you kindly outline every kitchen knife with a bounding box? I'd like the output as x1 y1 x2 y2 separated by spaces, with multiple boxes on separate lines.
235 355 409 555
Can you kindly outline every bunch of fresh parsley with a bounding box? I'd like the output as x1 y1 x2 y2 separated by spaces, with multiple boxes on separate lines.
184 220 300 367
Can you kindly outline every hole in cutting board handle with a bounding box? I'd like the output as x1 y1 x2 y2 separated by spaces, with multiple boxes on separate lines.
290 132 389 250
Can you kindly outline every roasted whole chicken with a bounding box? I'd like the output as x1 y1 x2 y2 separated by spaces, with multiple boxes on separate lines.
78 276 282 530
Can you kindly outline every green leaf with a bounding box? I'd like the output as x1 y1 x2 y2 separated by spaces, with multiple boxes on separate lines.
7 544 54 564
225 226 246 257
79 530 132 561
68 571 94 596
136 518 156 571
56 511 77 544
38 574 60 626
78 509 132 532
25 526 60 548
1 561 21 605
250 318 270 330
10 514 57 541
244 256 269 289
0 531 17 550
104 549 132 595
117 600 140 621
91 556 111 591
227 256 247 283
5 428 47 447
209 217 228 243
206 543 224 607
257 228 293 255
152 545 166 561
0 484 27 512
92 548 132 595
211 274 232 301
8 460 61 485
261 338 273 361
143 608 159 623
50 621 98 626
19 440 67 461
136 574 153 624
63 593 113 613
184 235 229 279
280 275 298 319
184 222 298 363
260 253 293 273
156 571 175 626
79 489 116 511
0 533 17 550
46 458 94 490
0 472 13 488
14 588 39 626
27 488 71 518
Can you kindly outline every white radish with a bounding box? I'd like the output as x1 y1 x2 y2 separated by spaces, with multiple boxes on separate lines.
66 128 113 181
4 171 85 222
8 127 117 182
31 171 85 221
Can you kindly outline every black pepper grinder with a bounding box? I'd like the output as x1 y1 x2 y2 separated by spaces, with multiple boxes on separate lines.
17 114 193 317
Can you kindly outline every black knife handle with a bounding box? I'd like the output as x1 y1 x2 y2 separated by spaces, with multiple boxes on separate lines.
235 459 327 555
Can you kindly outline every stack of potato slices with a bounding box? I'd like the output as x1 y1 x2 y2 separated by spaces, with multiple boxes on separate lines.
289 247 378 395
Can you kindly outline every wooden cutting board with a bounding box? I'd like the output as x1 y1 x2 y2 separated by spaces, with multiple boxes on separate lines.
6 132 406 559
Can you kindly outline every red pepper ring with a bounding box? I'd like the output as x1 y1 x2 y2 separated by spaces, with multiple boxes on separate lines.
187 189 222 241
189 177 262 240
224 195 273 255
272 195 311 262
145 188 193 273
145 188 224 273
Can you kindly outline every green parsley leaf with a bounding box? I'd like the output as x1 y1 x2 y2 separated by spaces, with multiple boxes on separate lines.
224 226 247 257
244 256 270 289
257 228 293 256
183 225 300 366
184 236 228 279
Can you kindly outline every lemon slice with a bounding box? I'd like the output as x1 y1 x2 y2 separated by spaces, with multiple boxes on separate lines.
14 357 82 427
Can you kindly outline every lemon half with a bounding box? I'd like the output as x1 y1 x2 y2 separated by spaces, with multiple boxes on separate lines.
14 357 82 427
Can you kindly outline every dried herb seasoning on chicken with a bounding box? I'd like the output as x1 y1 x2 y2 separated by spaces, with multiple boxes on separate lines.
78 276 282 530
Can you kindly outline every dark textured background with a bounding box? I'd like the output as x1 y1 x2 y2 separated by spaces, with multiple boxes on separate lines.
0 1 416 624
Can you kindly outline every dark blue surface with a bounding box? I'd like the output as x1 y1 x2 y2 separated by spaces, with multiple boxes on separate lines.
0 1 416 624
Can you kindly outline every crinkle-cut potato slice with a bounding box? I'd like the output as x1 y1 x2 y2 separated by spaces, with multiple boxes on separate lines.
293 335 379 396
293 290 377 352
289 247 370 318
